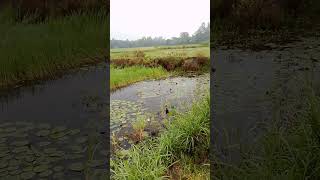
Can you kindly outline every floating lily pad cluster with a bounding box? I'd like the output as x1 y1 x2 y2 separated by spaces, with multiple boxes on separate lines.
110 100 145 131
0 121 107 179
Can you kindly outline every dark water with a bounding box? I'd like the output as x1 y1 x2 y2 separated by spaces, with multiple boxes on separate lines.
0 63 108 179
212 37 320 163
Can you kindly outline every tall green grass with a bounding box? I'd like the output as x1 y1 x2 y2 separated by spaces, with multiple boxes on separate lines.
0 10 108 88
111 95 210 179
110 66 169 90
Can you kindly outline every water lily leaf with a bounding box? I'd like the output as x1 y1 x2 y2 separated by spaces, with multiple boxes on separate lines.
75 137 88 144
87 160 105 168
36 130 50 137
38 142 51 147
9 169 20 175
37 124 51 129
51 126 67 134
33 165 49 173
20 171 35 180
0 161 8 168
38 169 53 177
68 162 84 172
11 140 29 147
53 166 64 172
22 166 33 172
65 154 83 160
43 148 57 154
53 172 64 179
7 166 19 171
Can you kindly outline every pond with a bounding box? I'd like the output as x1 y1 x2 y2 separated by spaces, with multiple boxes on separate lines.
110 73 209 149
0 63 108 179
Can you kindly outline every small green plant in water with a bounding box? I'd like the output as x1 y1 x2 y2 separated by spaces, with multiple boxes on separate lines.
131 115 147 142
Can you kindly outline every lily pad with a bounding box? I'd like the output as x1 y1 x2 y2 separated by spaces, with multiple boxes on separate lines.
48 151 64 157
0 138 7 143
7 166 19 171
75 137 88 144
38 169 53 177
68 146 84 153
12 146 29 153
33 165 49 173
24 156 35 163
0 161 8 168
68 162 84 172
69 129 80 136
50 131 69 139
48 157 63 163
9 169 21 175
8 160 20 167
53 166 64 172
0 170 8 177
24 125 35 131
65 154 83 160
51 126 67 134
4 127 16 133
87 160 105 168
43 148 57 154
12 133 28 138
20 171 35 180
53 172 64 179
0 150 9 158
0 123 12 128
22 166 33 172
37 124 51 129
36 130 50 137
38 142 51 147
11 140 29 147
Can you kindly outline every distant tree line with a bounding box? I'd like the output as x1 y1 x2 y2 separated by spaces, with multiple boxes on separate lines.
111 22 210 49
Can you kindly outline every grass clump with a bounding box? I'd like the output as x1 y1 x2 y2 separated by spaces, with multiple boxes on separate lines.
111 95 210 179
110 66 169 91
130 115 148 143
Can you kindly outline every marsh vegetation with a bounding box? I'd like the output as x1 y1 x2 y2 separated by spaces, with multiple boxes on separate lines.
0 4 108 90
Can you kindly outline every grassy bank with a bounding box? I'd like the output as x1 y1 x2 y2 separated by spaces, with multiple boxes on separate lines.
0 9 108 89
110 66 169 91
111 95 210 179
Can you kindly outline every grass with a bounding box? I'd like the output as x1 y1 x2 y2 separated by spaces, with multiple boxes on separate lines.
111 95 210 179
110 44 209 59
0 8 108 89
110 66 169 91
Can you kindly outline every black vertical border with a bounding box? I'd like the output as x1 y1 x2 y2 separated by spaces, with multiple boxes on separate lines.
106 0 111 178
210 0 215 178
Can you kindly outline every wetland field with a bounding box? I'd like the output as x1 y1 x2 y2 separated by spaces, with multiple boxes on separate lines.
110 44 210 179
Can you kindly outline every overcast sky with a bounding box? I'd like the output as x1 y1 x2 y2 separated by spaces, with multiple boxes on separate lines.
110 0 210 40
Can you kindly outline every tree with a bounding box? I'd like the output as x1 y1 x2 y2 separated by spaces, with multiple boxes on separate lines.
179 32 190 44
